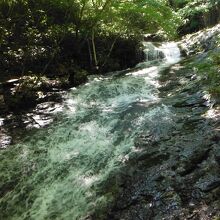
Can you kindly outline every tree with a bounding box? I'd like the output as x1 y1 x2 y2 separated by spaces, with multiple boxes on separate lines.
170 0 220 34
0 0 180 74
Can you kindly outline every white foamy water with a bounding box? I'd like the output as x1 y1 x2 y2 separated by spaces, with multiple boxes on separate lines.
159 42 181 64
142 41 181 64
0 42 181 220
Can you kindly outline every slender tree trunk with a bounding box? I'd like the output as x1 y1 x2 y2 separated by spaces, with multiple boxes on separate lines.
91 29 98 70
87 39 93 68
42 45 58 75
101 36 118 69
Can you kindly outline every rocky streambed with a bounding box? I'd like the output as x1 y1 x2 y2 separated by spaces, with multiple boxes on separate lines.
104 59 220 220
0 26 220 220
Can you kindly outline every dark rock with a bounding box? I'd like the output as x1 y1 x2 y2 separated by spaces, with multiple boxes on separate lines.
214 148 220 166
178 148 211 176
4 90 38 110
211 135 220 143
196 176 220 192
173 93 206 108
144 34 165 42
69 69 88 86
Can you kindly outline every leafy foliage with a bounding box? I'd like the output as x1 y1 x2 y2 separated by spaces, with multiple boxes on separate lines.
191 49 220 96
170 0 220 34
0 0 179 77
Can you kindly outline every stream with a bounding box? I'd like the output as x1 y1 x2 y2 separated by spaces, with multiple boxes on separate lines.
1 42 219 220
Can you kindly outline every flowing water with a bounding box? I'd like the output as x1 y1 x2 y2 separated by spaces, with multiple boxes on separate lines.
0 42 181 220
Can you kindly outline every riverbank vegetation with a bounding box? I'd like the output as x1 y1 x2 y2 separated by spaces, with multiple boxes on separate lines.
0 0 181 111
0 0 177 78
170 0 220 35
1 0 220 111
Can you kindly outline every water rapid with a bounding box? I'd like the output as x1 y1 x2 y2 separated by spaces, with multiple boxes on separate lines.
0 42 181 220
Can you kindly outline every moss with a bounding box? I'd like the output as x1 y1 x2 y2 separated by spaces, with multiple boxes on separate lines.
208 86 220 96
189 50 220 97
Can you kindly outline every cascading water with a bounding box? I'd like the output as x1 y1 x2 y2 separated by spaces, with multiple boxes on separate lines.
0 42 181 220
159 42 181 64
142 42 181 64
143 42 165 62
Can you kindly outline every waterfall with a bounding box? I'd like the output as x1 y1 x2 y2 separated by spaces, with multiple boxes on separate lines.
159 42 181 64
143 42 181 64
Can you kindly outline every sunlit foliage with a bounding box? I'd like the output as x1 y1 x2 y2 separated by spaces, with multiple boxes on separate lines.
0 0 179 73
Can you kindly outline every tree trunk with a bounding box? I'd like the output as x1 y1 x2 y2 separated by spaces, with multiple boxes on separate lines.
87 39 93 68
91 29 98 70
101 36 118 69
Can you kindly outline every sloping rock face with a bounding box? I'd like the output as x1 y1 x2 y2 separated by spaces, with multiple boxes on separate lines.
102 27 220 219
179 24 220 56
103 55 220 219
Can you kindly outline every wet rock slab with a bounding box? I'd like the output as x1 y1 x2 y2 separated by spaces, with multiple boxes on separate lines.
104 61 220 219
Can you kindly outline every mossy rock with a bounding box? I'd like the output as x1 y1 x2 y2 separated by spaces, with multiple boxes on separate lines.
69 69 88 87
3 76 42 110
